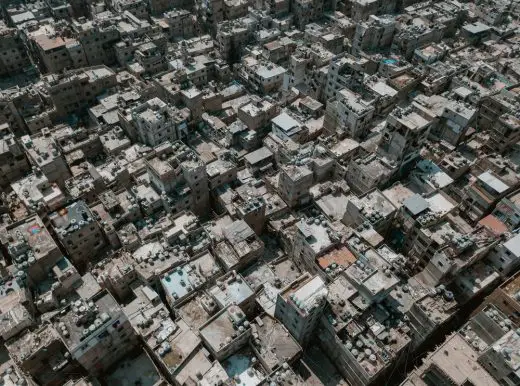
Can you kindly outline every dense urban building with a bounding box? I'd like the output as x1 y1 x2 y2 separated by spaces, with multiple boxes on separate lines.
0 0 519 385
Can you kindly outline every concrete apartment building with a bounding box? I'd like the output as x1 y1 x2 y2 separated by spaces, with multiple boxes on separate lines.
0 1 518 386
377 106 431 171
324 87 375 139
274 274 328 345
278 164 314 208
0 21 32 75
41 66 117 118
51 290 137 375
129 98 188 147
21 129 71 188
49 200 106 267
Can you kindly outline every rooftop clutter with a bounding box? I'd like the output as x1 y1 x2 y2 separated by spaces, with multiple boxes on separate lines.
0 0 519 385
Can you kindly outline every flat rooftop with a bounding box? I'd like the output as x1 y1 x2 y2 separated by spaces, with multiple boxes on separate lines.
317 246 356 270
503 233 520 258
153 318 200 374
478 171 510 194
272 112 302 135
244 147 274 166
176 295 213 330
161 251 220 302
4 215 60 262
223 220 263 259
280 275 328 317
132 241 185 281
6 325 62 366
389 108 429 131
104 351 164 386
354 189 397 218
199 305 249 353
414 333 499 386
329 137 360 158
209 272 254 308
222 349 265 386
296 217 336 254
54 291 122 352
316 193 350 222
252 315 301 370
49 201 95 233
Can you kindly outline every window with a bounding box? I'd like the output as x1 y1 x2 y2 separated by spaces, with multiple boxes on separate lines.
98 331 109 339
